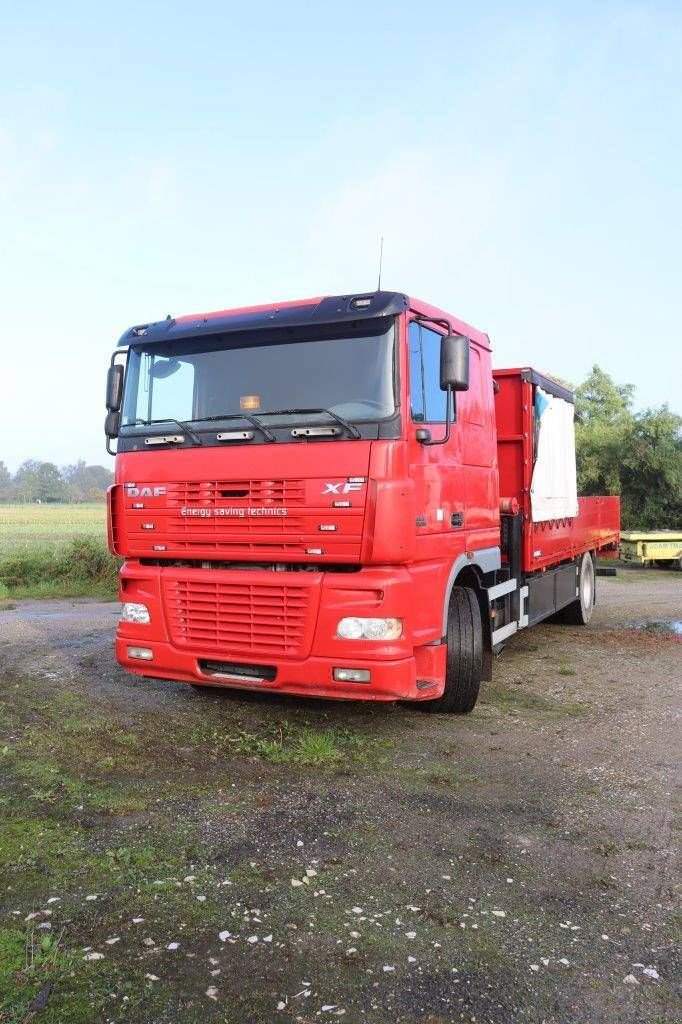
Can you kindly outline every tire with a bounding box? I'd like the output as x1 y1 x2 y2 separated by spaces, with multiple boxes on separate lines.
423 586 483 713
557 552 595 625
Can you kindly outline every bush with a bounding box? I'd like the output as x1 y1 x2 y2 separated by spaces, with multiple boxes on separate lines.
0 538 120 591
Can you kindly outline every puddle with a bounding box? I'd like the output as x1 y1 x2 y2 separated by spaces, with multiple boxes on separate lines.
631 619 682 636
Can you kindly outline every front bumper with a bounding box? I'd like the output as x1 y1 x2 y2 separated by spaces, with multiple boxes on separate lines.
116 636 443 702
116 561 447 702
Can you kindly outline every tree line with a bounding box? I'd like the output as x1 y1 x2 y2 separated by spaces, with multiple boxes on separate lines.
575 366 681 530
0 460 113 504
0 366 679 526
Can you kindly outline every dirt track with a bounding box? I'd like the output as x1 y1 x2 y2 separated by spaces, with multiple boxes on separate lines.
0 569 680 1023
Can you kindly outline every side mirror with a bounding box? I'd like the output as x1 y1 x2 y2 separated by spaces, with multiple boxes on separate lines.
104 410 120 439
440 334 470 391
106 364 124 412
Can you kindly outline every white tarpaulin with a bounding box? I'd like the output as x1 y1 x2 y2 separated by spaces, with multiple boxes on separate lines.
530 387 579 522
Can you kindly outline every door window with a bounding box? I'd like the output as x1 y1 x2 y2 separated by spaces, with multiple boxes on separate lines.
408 321 451 423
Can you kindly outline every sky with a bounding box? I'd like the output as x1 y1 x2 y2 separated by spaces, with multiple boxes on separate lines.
1 1 680 472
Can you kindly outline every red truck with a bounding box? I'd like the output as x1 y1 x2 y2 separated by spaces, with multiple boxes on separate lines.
104 291 619 713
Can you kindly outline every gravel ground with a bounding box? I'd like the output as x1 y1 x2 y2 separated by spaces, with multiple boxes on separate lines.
0 568 680 1023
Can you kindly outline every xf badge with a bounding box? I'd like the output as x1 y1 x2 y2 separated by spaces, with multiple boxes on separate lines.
322 481 364 495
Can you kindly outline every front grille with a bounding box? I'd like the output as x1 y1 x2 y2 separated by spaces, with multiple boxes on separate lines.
170 514 306 535
163 578 311 657
165 479 305 507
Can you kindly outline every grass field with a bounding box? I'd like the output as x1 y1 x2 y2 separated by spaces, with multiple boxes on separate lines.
0 503 107 557
0 504 116 601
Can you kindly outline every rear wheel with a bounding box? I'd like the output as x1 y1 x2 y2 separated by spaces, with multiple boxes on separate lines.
558 552 595 625
423 586 483 713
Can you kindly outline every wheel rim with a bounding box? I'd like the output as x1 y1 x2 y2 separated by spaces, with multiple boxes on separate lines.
582 557 594 609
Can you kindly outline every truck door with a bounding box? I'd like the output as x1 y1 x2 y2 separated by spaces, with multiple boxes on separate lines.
460 344 499 544
406 320 466 563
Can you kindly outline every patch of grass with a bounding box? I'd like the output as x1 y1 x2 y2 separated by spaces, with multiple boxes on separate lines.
0 503 106 556
0 537 119 600
624 839 654 851
0 817 84 877
0 924 84 1023
594 839 618 857
0 578 116 600
190 718 385 768
482 685 588 717
0 922 150 1024
558 665 576 676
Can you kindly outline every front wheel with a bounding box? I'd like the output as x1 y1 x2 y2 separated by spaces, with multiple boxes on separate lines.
423 586 483 713
558 552 595 625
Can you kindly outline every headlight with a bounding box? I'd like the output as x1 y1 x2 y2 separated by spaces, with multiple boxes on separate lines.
120 602 150 624
336 617 403 641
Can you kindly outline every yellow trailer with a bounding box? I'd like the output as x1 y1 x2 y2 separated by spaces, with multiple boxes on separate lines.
620 531 682 569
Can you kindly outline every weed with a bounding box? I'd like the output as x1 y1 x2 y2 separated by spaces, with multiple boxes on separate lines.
594 839 618 857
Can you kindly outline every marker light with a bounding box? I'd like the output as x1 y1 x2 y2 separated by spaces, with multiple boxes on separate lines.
127 646 153 660
240 395 261 410
336 617 403 641
333 668 371 683
120 602 150 624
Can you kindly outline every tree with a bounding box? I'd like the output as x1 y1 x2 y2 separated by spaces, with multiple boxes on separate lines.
62 461 113 502
575 365 634 425
0 461 12 501
620 406 682 529
13 460 66 503
575 366 633 497
575 366 682 530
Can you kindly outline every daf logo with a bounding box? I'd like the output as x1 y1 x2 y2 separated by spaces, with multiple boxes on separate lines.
125 484 166 497
322 481 364 495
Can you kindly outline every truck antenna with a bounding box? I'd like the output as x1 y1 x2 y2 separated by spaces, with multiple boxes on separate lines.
377 236 384 291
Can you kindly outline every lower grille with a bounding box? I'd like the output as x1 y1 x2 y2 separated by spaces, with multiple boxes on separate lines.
199 660 277 682
163 578 312 658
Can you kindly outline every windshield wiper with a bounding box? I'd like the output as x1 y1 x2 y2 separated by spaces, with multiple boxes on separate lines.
190 412 277 442
131 417 204 446
260 407 362 439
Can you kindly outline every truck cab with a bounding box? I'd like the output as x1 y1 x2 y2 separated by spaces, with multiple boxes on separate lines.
105 291 619 711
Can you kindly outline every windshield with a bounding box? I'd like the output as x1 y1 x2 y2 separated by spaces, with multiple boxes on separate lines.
120 321 396 432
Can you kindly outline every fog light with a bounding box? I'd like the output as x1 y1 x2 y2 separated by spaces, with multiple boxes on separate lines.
127 646 153 660
120 602 150 624
336 617 403 640
333 668 371 683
